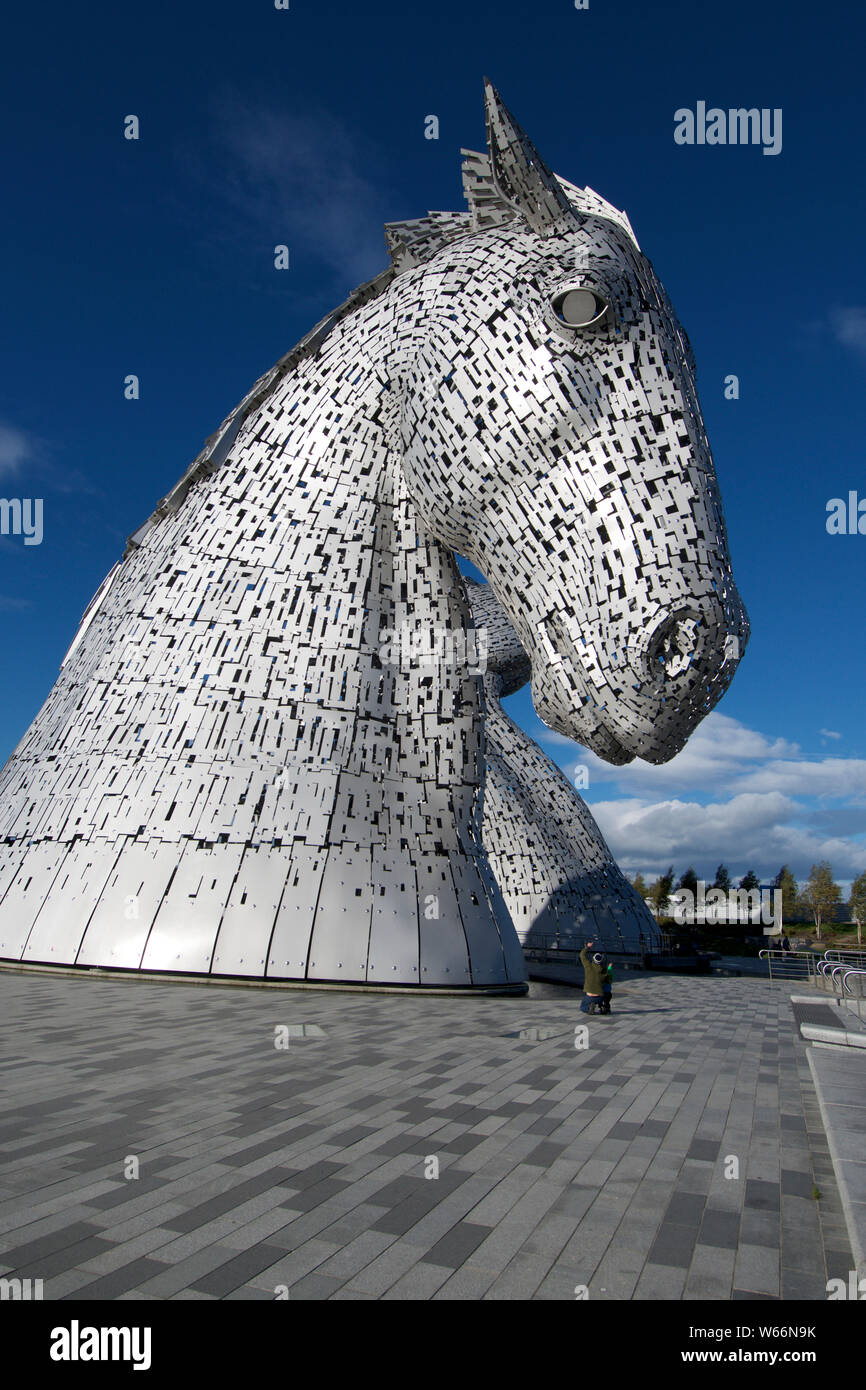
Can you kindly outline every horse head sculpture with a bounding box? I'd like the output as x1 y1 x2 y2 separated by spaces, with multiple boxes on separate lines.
0 83 747 989
395 83 748 766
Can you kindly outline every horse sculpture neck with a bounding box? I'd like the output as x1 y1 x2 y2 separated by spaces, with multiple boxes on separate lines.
0 268 526 987
156 281 481 798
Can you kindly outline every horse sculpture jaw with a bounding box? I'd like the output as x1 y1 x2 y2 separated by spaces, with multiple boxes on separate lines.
516 573 748 765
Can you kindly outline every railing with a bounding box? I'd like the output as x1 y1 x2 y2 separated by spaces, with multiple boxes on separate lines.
758 949 866 1022
521 935 649 969
823 948 866 967
841 968 866 1022
814 958 865 993
758 949 820 984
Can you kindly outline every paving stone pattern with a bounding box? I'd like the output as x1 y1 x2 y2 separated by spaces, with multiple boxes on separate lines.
0 970 851 1300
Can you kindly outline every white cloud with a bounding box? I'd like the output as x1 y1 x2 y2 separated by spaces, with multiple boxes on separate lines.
0 425 32 479
734 758 866 798
534 711 866 881
589 792 866 881
546 711 801 796
831 306 866 355
820 728 842 741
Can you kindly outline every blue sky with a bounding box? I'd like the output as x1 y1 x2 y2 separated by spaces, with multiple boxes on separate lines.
1 0 864 888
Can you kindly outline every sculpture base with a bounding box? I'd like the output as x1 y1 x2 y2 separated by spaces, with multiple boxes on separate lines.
0 958 529 996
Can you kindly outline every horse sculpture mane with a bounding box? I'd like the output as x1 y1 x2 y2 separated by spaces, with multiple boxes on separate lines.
126 137 639 560
0 82 748 991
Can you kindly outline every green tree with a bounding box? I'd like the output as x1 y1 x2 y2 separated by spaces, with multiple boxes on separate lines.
849 872 866 947
677 866 699 895
802 862 842 940
713 864 731 891
739 869 760 891
632 872 649 900
772 865 800 924
649 866 675 917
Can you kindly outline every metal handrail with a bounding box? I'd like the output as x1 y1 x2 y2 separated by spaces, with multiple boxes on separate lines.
522 932 652 955
758 949 820 985
809 954 866 997
759 949 815 957
839 968 866 1023
709 949 866 1000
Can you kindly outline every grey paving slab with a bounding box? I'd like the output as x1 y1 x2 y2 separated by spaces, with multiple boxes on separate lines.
382 1260 453 1300
698 1208 741 1250
432 1262 500 1299
808 1046 866 1276
734 1241 781 1297
61 1257 171 1301
0 969 854 1301
684 1244 736 1300
189 1242 294 1296
482 1250 559 1299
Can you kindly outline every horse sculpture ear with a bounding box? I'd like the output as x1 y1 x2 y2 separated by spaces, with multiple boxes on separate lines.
484 78 578 237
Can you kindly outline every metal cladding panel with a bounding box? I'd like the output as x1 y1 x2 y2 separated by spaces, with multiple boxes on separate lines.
306 846 373 982
366 848 420 983
449 856 509 985
141 842 244 973
211 846 291 976
75 841 180 968
22 843 120 964
266 846 326 979
0 843 67 958
0 842 32 953
480 863 528 984
416 859 472 986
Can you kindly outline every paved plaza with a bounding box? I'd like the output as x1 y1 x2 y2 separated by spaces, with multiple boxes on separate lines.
0 967 854 1300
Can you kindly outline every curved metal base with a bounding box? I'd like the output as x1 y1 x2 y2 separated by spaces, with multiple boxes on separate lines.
0 958 530 997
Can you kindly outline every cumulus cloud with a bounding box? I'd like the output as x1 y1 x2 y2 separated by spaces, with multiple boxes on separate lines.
589 792 866 881
536 711 866 881
547 711 801 796
734 758 866 799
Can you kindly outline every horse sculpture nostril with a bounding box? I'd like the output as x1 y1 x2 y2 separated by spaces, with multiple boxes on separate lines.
646 613 704 684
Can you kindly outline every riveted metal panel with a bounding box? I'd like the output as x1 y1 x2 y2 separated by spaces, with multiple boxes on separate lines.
266 846 326 979
22 842 120 964
76 841 180 968
141 842 244 973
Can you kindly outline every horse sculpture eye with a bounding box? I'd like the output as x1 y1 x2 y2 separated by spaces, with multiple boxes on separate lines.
552 288 609 328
